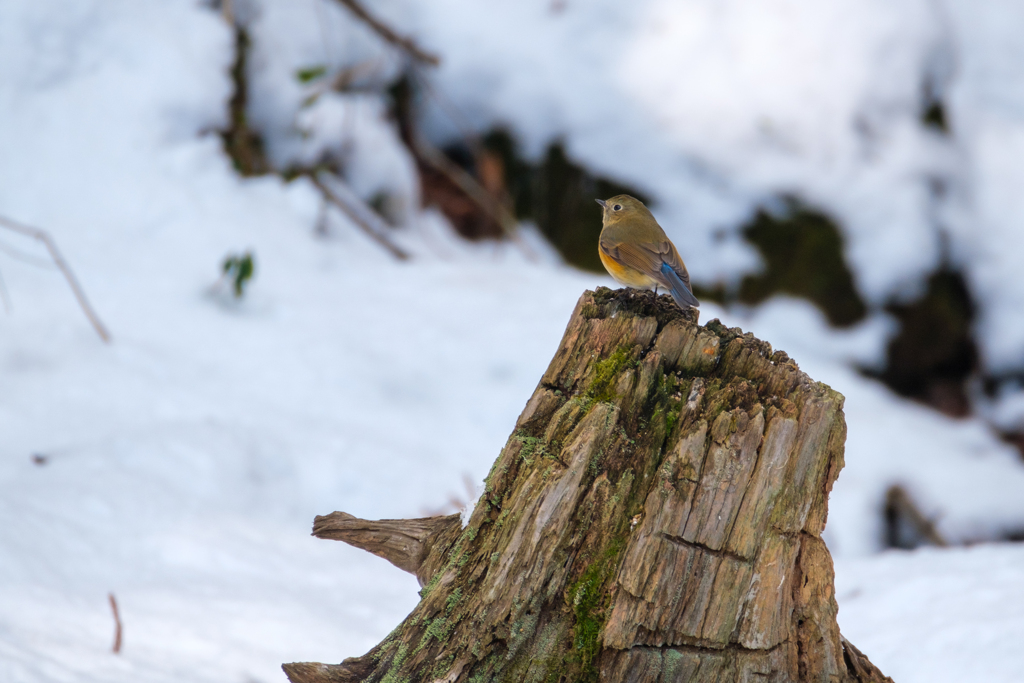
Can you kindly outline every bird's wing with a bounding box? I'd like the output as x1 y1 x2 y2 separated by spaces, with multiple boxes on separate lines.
653 241 693 291
598 238 618 260
605 239 700 308
600 239 661 277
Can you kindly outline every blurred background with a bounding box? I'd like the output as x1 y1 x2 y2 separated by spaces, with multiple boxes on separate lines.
2 0 1024 681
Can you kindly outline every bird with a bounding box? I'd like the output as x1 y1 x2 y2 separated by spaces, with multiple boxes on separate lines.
596 195 700 309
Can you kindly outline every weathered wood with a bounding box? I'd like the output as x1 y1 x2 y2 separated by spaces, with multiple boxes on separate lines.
312 512 462 586
282 660 369 683
841 637 895 683
285 287 891 682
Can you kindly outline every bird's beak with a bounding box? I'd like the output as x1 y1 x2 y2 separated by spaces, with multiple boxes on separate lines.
595 199 607 209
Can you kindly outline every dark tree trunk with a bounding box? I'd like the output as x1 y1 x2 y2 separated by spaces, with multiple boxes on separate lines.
284 288 893 683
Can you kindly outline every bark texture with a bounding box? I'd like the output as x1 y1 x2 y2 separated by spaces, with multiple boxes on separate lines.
284 287 893 683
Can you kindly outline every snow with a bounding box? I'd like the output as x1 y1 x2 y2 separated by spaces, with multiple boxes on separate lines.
836 544 1024 683
943 0 1024 373
2 0 1024 681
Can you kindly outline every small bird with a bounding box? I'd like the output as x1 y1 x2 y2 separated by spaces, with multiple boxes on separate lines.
596 195 700 309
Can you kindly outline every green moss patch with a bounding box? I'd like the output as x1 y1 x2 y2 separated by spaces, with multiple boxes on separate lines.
567 539 625 681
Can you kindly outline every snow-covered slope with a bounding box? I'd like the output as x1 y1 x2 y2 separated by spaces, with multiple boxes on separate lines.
836 543 1024 683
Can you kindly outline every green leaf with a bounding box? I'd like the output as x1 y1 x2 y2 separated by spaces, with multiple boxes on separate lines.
221 251 255 298
295 65 327 84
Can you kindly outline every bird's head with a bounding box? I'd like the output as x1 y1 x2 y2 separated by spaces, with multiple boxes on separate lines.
595 194 653 227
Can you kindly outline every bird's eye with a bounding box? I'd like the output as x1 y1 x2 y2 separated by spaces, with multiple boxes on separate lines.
613 204 622 211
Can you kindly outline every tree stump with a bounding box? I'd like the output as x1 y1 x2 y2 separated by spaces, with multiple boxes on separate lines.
284 288 893 683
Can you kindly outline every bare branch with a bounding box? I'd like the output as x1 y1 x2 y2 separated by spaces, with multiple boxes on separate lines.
399 71 537 257
0 268 11 314
884 485 948 547
411 134 523 242
309 173 410 261
0 235 57 268
0 215 111 343
312 511 459 584
328 59 383 93
331 0 440 66
842 637 895 683
284 663 368 683
108 593 123 654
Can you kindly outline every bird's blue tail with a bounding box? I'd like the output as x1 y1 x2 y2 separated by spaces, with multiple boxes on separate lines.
660 262 700 308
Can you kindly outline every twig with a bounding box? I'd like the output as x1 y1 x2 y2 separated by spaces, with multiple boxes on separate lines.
310 173 410 260
402 72 537 260
0 215 111 342
108 593 123 654
328 59 382 93
412 134 524 243
0 236 57 268
884 485 947 547
0 267 11 314
301 60 385 106
332 0 440 66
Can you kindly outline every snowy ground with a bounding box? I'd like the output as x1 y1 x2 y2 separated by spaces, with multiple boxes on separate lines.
2 1 1024 681
836 544 1024 683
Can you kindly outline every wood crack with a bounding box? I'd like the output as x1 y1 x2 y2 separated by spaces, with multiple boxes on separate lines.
659 532 752 564
611 639 787 656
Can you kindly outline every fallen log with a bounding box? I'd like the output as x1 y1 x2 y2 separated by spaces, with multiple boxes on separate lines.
284 287 892 682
